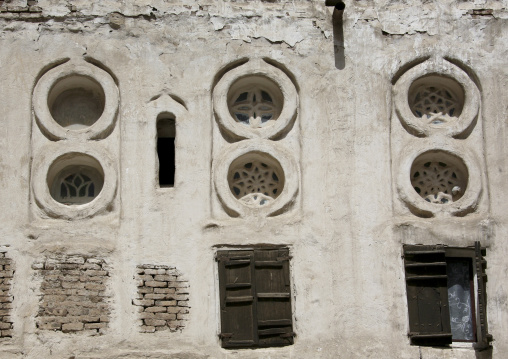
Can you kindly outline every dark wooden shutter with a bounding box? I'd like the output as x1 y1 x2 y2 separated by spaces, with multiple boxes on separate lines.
217 250 257 348
254 248 294 347
474 242 492 347
217 248 294 348
404 245 452 346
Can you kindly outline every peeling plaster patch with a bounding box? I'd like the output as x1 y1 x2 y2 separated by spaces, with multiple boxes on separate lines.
362 8 379 22
312 19 332 40
229 21 304 47
229 23 252 43
210 16 225 31
268 50 285 62
378 11 435 36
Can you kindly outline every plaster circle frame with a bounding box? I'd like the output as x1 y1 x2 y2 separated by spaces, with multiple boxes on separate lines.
33 62 119 141
393 61 480 138
214 139 299 217
213 61 298 140
32 144 117 220
397 144 482 217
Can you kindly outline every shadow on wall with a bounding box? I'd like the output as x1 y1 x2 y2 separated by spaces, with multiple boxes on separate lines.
475 347 493 359
327 0 346 70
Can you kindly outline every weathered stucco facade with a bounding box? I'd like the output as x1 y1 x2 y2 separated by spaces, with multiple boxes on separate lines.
0 0 507 358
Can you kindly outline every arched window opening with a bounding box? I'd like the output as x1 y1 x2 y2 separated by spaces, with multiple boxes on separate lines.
157 114 176 187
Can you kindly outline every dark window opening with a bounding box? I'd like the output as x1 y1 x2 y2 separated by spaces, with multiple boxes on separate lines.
157 115 176 187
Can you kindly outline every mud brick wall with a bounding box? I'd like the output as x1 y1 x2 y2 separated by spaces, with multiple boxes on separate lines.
0 252 13 338
32 256 110 334
133 265 189 333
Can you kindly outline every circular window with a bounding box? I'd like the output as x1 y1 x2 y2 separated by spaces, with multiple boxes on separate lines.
47 154 104 206
408 76 464 126
48 75 105 130
228 76 283 129
213 61 298 140
410 151 468 204
33 62 119 141
228 152 284 207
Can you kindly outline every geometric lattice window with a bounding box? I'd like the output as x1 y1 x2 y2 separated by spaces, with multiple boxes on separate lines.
410 151 468 204
228 76 283 129
49 163 104 205
60 173 95 200
408 76 464 125
228 152 284 207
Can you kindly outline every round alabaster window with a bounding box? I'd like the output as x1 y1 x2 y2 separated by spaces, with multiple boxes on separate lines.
48 75 106 130
48 154 104 205
228 152 285 207
408 76 464 126
410 151 468 205
228 76 283 129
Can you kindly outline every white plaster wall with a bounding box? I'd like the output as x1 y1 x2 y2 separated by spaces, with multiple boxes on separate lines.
0 0 507 358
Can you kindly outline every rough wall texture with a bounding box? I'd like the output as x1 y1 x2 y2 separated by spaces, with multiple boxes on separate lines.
133 264 189 333
33 256 110 334
0 0 507 358
0 252 14 339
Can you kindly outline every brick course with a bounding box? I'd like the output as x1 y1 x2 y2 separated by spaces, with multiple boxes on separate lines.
133 265 189 333
0 252 14 338
33 256 110 335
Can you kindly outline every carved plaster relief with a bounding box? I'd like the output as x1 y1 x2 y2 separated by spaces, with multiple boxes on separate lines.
392 57 487 218
393 59 479 139
213 59 298 141
212 58 300 219
31 143 117 220
30 59 120 220
214 139 298 218
33 61 119 141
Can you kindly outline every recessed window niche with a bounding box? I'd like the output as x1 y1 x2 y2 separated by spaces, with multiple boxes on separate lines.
410 151 468 205
408 76 465 126
213 139 299 218
33 62 119 140
213 60 298 140
156 114 176 187
48 75 106 130
48 153 104 205
227 76 283 129
228 152 284 207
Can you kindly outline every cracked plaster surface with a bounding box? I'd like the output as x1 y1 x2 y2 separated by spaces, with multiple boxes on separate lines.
0 1 507 359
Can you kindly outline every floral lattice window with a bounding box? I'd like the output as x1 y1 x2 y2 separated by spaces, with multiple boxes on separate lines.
410 152 468 205
228 154 284 207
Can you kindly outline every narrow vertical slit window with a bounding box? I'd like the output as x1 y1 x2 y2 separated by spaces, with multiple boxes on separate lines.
156 114 176 187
